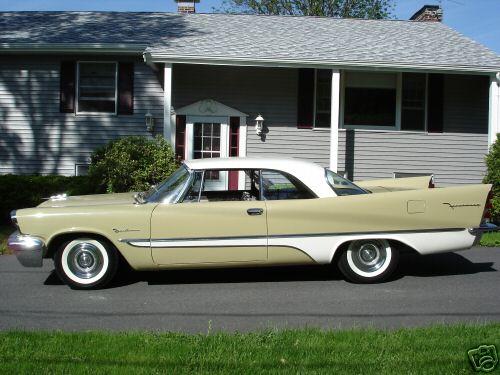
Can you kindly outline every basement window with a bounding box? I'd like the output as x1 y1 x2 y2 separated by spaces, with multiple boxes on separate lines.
77 62 117 114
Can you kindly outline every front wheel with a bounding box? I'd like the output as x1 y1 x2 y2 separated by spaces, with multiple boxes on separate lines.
338 239 399 283
54 238 118 289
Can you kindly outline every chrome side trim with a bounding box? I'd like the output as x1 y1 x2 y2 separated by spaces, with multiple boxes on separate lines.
468 223 499 235
7 231 45 267
121 227 466 248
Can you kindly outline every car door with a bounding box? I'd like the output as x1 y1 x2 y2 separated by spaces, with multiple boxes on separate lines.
150 170 267 266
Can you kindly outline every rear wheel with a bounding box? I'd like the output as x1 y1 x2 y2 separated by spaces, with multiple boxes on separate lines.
54 238 118 289
338 239 398 283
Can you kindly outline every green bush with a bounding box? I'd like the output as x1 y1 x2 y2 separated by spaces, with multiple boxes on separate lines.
0 175 96 225
88 135 179 193
484 133 500 223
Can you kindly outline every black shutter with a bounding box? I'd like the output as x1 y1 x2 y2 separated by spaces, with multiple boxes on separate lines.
118 62 134 115
60 61 76 113
175 115 187 160
297 68 315 128
427 74 444 133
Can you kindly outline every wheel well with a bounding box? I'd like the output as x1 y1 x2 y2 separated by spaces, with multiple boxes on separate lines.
46 232 117 259
331 238 419 264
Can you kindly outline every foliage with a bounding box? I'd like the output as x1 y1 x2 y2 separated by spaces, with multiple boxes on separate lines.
217 0 394 18
88 135 179 193
0 324 499 373
0 175 96 225
0 225 13 254
484 133 500 223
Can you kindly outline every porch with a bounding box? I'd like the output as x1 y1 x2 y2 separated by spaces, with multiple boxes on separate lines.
162 63 498 185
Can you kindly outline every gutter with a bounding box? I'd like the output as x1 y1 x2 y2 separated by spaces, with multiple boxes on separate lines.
144 51 500 75
0 43 148 55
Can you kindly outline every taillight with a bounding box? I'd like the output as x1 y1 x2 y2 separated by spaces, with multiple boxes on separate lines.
483 190 494 222
428 176 435 189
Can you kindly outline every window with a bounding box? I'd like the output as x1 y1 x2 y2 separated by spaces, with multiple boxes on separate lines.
144 165 191 203
344 72 397 128
296 68 332 129
182 169 261 202
325 169 367 196
401 73 427 131
261 170 315 200
77 62 117 113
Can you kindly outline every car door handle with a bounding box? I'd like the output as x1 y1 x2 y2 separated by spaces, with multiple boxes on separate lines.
247 208 264 216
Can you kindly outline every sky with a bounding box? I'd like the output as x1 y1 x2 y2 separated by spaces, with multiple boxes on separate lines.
1 0 499 53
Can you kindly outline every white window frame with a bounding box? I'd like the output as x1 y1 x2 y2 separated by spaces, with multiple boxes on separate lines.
76 61 118 115
340 72 429 132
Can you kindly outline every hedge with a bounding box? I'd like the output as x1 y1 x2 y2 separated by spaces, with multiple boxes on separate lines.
0 175 99 225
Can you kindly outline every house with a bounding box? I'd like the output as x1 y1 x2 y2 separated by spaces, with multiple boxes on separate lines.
1 6 499 185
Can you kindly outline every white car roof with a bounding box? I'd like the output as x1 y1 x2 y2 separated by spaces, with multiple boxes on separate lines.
183 157 336 197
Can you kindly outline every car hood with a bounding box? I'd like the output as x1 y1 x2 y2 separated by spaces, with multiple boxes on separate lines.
37 192 137 208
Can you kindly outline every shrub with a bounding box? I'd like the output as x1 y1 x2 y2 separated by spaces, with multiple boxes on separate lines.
484 133 500 223
0 175 96 225
88 135 179 193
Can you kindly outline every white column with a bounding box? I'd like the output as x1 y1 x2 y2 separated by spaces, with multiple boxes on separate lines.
163 63 174 145
329 69 341 172
488 73 500 147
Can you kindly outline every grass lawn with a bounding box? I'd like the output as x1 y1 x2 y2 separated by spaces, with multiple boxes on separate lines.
0 324 499 374
480 231 500 247
0 224 13 255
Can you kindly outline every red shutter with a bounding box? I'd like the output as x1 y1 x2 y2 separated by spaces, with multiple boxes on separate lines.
59 61 76 113
175 115 187 160
427 74 444 133
228 116 240 191
297 68 315 129
118 62 134 115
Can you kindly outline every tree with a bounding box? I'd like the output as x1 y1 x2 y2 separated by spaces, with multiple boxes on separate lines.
217 0 394 19
484 133 500 223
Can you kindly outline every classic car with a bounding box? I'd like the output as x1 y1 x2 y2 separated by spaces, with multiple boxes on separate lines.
7 157 497 289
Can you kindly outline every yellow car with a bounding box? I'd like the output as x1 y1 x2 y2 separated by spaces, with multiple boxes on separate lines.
7 157 497 289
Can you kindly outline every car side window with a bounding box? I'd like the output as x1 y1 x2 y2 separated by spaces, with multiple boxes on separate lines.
181 169 261 203
261 170 315 200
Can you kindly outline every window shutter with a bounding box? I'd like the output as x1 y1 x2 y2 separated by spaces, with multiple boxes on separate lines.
118 62 134 115
228 117 240 191
175 115 186 160
60 61 76 113
427 74 444 133
297 68 315 129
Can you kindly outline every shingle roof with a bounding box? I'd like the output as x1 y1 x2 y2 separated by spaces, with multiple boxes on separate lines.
1 11 499 72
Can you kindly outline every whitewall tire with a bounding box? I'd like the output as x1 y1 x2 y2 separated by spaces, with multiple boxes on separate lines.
338 239 399 283
54 238 118 289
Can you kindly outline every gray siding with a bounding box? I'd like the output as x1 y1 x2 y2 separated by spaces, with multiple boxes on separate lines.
338 130 488 185
0 56 163 175
173 64 331 165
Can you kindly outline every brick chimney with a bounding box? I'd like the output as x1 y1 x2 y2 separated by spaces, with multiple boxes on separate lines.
175 0 199 13
410 5 443 22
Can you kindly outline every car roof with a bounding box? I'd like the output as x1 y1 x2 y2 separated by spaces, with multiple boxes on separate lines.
183 157 336 198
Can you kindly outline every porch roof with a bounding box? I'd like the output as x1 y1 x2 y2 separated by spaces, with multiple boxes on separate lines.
1 11 500 73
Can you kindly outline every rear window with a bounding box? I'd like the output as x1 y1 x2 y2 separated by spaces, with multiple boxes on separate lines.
325 169 367 196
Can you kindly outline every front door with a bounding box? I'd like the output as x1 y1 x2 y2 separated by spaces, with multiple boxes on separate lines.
186 116 229 191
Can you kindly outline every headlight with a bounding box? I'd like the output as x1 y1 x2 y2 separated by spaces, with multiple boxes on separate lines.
10 210 18 229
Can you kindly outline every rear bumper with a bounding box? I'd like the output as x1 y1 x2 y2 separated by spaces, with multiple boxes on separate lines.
468 223 499 236
7 231 45 267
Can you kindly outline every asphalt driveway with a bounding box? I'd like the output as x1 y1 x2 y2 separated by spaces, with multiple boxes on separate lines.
0 247 499 333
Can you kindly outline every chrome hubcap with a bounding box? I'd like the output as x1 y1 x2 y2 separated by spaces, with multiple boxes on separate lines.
350 240 387 274
67 243 104 279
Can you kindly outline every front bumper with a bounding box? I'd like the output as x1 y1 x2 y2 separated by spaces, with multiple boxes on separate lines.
7 231 45 267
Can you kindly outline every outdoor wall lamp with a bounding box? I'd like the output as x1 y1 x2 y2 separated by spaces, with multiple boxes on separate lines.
145 112 155 133
255 114 264 136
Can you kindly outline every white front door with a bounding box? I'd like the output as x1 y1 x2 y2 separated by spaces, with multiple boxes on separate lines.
186 116 229 191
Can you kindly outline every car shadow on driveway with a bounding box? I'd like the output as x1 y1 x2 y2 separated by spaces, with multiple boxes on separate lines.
43 252 496 289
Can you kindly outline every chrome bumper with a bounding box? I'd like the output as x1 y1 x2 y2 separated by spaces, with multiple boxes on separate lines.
468 222 499 236
7 231 45 267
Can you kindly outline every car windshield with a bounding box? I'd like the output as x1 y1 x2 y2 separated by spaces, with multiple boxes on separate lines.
143 165 191 203
325 169 368 196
